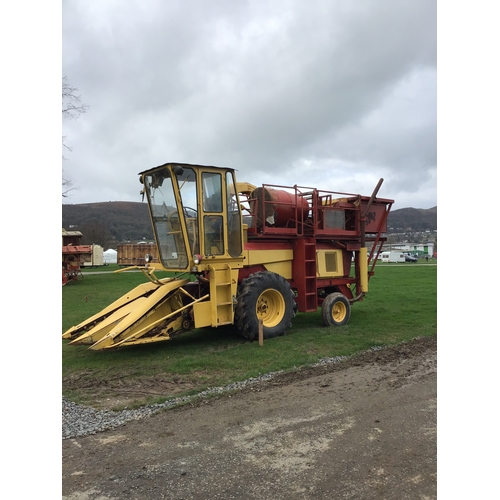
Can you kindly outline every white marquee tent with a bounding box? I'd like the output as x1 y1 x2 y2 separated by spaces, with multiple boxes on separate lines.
103 248 117 264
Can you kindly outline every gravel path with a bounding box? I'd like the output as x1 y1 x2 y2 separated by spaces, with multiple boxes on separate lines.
62 355 351 439
62 337 437 500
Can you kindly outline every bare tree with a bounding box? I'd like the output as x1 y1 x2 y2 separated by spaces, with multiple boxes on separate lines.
80 218 113 249
62 77 89 197
62 175 77 198
63 76 89 121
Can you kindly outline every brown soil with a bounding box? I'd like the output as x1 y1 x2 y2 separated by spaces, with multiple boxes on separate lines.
63 371 198 410
62 336 437 499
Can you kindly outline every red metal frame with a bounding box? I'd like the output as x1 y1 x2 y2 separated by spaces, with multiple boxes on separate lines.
241 182 393 312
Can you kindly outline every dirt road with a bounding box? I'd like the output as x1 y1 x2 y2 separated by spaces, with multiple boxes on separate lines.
62 336 436 499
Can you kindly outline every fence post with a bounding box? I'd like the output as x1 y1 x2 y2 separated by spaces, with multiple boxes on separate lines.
258 319 263 346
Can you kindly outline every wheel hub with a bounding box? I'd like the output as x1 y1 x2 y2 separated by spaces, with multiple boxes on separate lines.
256 289 285 327
332 302 346 322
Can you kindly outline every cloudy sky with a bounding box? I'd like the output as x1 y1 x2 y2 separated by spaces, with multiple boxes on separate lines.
62 0 437 209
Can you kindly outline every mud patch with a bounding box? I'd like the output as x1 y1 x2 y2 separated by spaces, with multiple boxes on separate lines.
63 372 196 410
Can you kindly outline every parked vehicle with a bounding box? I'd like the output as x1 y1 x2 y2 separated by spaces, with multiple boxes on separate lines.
405 254 418 263
381 251 405 263
81 244 105 267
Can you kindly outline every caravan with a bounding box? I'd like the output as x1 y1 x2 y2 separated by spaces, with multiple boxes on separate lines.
381 251 405 263
80 244 105 267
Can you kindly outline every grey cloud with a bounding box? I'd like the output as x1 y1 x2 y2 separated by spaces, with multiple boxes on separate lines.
63 0 436 209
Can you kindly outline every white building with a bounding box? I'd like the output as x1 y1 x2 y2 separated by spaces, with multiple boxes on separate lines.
388 242 434 257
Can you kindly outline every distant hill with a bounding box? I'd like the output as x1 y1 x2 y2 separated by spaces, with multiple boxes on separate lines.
62 201 154 247
387 206 437 232
62 201 437 247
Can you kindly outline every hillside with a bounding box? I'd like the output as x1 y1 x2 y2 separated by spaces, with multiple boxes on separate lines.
62 201 153 248
62 201 437 247
387 206 437 232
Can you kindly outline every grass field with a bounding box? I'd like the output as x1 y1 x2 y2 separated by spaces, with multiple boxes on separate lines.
62 262 437 407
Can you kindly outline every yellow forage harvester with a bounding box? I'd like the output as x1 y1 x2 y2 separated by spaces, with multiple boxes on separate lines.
63 162 393 350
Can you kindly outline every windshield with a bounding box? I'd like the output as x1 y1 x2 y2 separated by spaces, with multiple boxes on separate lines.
144 166 199 269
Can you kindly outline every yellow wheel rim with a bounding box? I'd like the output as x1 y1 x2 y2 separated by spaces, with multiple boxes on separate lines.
256 288 285 327
332 301 347 323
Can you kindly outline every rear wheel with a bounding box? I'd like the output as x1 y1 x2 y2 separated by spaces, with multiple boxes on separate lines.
235 271 296 340
321 292 351 326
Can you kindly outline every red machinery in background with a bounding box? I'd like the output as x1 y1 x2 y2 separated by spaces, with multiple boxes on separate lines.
62 229 92 285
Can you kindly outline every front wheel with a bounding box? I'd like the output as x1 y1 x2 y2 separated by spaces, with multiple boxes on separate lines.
321 292 351 326
235 271 296 340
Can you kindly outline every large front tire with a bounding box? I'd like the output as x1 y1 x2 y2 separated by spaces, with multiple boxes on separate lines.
321 292 351 326
235 271 296 340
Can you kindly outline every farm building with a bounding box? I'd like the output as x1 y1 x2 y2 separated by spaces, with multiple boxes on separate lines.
386 242 434 257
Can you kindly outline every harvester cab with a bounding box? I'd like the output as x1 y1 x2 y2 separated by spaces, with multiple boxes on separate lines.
143 163 245 273
63 162 393 350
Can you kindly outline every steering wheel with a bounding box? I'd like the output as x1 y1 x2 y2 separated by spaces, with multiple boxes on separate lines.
167 207 197 223
183 207 198 218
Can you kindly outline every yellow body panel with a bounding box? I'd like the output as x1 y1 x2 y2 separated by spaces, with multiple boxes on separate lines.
244 249 293 279
261 261 292 278
193 301 212 328
316 249 343 278
208 264 239 326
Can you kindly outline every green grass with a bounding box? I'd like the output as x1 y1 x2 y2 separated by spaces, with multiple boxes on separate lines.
62 263 437 407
